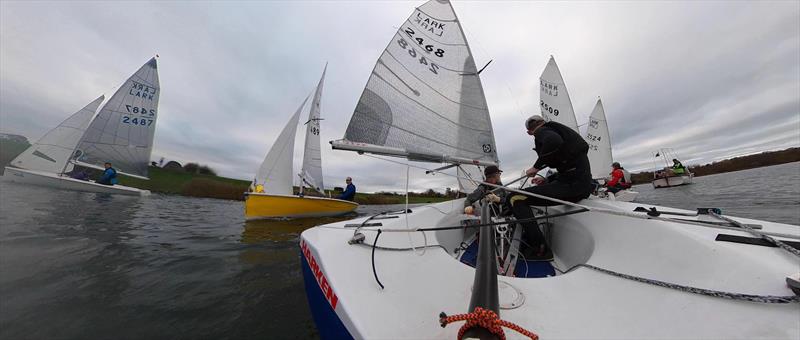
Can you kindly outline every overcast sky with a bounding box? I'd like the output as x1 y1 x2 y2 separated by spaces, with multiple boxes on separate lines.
1 0 798 192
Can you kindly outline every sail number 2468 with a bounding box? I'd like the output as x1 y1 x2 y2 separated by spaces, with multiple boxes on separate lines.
396 26 445 75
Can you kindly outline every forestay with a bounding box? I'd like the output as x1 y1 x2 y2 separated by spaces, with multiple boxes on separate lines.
539 56 579 133
75 58 160 179
332 0 498 166
254 97 308 196
300 65 327 193
585 98 613 179
11 96 104 174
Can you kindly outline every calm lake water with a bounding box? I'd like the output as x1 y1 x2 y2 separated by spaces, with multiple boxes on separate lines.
0 162 798 339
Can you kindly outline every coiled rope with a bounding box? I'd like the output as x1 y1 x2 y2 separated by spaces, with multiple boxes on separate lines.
439 307 538 340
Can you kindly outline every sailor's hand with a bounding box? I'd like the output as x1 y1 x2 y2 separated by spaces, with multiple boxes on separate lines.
525 167 539 177
531 176 546 186
486 193 501 203
464 206 474 215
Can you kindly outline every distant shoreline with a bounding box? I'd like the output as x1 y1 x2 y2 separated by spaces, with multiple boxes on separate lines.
629 147 799 184
2 133 797 201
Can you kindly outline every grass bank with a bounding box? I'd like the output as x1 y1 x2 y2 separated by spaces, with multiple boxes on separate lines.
119 168 453 204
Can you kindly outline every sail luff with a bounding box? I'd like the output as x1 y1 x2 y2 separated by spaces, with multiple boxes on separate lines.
300 65 327 193
10 95 105 174
254 96 309 196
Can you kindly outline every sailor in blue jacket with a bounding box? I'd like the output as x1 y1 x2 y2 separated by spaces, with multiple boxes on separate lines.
97 162 118 185
338 177 356 201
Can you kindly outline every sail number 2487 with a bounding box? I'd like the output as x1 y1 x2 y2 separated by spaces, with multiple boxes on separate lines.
121 105 155 126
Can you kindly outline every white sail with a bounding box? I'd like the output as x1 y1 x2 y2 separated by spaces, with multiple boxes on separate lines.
10 96 104 174
539 56 579 133
585 98 613 179
456 165 483 193
300 65 327 193
74 57 160 179
332 0 498 166
254 96 308 196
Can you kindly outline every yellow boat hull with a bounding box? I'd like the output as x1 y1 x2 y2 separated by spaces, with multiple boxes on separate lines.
244 193 359 220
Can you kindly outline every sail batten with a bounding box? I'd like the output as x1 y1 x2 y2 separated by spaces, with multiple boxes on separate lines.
75 57 160 178
336 0 498 166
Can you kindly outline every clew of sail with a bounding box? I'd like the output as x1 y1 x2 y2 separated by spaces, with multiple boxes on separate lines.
539 56 579 133
585 98 613 179
300 65 327 193
74 57 160 179
331 0 498 166
255 96 309 196
11 96 105 174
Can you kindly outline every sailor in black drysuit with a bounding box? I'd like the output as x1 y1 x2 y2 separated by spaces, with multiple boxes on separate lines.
511 115 594 258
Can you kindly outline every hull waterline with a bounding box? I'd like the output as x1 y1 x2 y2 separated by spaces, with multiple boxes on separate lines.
2 167 150 196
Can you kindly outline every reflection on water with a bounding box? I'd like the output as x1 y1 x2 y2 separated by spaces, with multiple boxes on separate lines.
242 215 355 244
0 182 418 340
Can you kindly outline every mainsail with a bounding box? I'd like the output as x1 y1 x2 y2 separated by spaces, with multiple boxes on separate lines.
254 96 308 196
539 56 579 133
331 0 498 166
300 65 327 193
585 98 613 179
74 57 160 179
11 96 104 174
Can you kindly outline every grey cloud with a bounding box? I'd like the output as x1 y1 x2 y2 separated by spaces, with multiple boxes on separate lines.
1 1 797 193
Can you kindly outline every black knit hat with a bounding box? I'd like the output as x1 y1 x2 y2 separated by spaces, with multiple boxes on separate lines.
484 165 502 177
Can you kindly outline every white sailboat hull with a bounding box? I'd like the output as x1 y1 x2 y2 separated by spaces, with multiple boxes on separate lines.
2 167 150 196
607 189 639 202
299 198 799 339
653 173 694 188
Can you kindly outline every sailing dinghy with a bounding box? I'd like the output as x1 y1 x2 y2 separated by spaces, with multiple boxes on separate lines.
652 148 694 188
3 58 160 196
244 66 358 220
299 1 800 339
585 98 638 202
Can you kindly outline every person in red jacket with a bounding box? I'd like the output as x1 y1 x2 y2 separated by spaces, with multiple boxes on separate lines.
605 162 631 193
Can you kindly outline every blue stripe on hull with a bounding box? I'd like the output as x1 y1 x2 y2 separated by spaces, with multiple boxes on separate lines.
300 253 353 340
